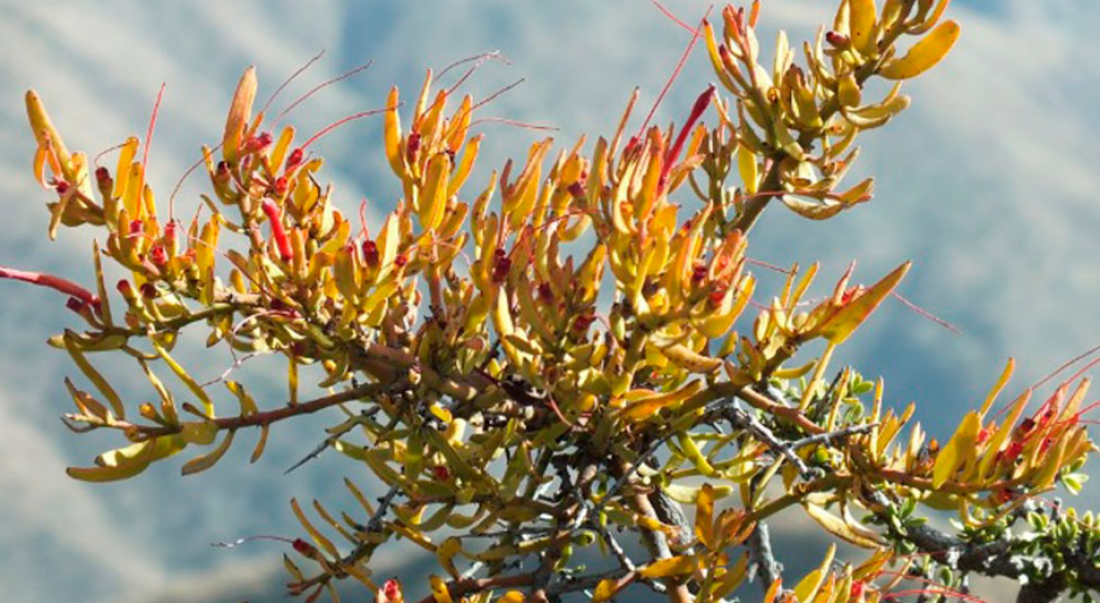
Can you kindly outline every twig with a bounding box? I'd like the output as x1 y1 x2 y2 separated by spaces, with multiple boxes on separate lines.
283 407 381 474
747 521 782 593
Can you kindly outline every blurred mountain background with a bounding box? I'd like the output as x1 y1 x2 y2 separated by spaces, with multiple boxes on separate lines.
1 1 1099 601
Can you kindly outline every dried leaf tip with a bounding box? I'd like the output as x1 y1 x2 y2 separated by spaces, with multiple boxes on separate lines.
223 66 258 164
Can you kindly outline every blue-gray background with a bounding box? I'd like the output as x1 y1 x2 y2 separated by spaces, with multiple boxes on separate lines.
1 1 1098 601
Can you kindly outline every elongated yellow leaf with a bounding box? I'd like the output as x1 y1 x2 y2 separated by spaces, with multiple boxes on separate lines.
933 410 981 488
879 20 961 80
803 502 881 549
819 261 910 344
793 544 835 603
181 429 236 475
639 555 696 579
64 331 125 419
695 483 715 548
849 0 877 57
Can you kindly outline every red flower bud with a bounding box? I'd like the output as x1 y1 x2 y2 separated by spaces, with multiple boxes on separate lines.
245 131 273 154
286 148 304 170
273 176 289 196
492 254 511 284
394 253 408 268
55 180 70 194
129 219 144 236
140 282 158 299
94 167 110 182
149 244 168 267
65 297 85 313
825 31 850 48
431 465 450 481
117 279 135 298
291 538 316 557
362 240 379 268
405 132 421 164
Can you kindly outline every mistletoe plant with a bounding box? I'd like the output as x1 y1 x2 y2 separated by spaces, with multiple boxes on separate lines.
6 1 1100 602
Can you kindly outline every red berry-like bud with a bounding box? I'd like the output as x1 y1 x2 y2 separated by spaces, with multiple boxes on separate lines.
140 282 158 299
492 255 512 284
149 244 168 267
95 167 110 182
691 262 707 283
394 253 408 268
247 131 273 153
431 466 450 481
286 148 304 170
129 219 144 235
538 282 553 302
117 279 135 298
567 181 586 198
825 31 850 48
405 132 421 164
291 538 316 557
273 176 289 195
708 286 728 307
362 240 379 268
55 180 70 194
383 579 402 603
65 297 85 313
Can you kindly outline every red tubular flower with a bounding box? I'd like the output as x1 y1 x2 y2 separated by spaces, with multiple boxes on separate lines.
659 84 715 194
0 265 98 307
261 198 294 262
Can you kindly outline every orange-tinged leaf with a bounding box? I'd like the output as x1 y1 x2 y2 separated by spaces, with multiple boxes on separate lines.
879 20 961 80
764 577 783 603
819 261 911 344
639 555 696 579
223 66 257 163
497 591 525 603
25 90 71 176
592 578 620 603
695 483 716 548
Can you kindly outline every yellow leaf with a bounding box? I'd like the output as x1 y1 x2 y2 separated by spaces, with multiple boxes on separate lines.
849 0 877 57
793 544 835 603
592 578 619 603
430 575 454 603
64 331 125 419
695 483 715 548
25 90 72 178
497 591 525 603
803 501 882 549
436 537 463 578
181 429 236 476
979 358 1015 418
664 483 733 504
819 261 910 344
933 410 981 488
639 555 696 579
879 20 961 80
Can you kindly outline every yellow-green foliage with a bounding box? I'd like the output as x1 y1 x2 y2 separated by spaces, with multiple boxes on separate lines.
10 2 1100 602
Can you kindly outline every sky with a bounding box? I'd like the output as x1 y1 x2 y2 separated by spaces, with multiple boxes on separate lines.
1 1 1100 602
